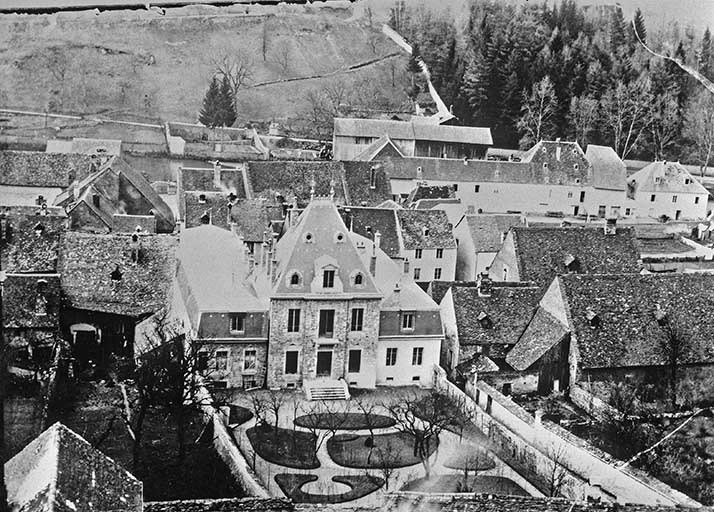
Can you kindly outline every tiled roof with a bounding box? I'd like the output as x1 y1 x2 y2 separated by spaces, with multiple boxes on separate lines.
338 207 401 258
506 306 569 371
455 354 499 375
59 232 178 317
0 150 95 187
353 135 404 161
407 185 454 203
246 161 347 207
381 274 438 311
560 273 714 369
333 118 493 145
413 198 462 210
384 157 528 182
451 284 541 347
1 212 65 273
396 209 456 250
510 226 641 288
428 280 476 305
144 498 293 512
3 274 61 330
585 144 627 190
6 422 142 512
461 214 526 253
180 167 217 192
342 161 394 206
628 161 709 195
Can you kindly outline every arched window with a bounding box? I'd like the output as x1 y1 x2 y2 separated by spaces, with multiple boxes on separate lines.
290 273 300 286
354 273 363 285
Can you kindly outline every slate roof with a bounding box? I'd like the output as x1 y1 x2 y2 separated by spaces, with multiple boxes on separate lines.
396 209 456 250
413 198 462 210
509 226 641 288
428 280 478 305
342 161 393 207
585 144 627 190
506 306 569 371
407 185 455 203
3 274 61 330
628 161 709 195
6 422 142 512
246 161 348 207
338 206 401 258
384 157 528 182
1 212 66 273
561 273 714 369
177 225 266 328
460 214 527 253
59 232 178 317
179 166 247 198
0 150 95 187
455 354 499 375
451 284 541 347
353 135 404 161
333 118 493 145
180 167 218 192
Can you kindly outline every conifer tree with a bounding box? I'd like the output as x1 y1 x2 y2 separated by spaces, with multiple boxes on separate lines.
633 8 647 43
198 76 221 128
219 75 237 127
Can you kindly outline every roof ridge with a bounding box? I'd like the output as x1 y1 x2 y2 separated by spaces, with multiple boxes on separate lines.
393 208 406 256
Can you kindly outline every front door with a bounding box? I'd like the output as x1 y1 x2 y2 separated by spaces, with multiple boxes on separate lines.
316 351 332 377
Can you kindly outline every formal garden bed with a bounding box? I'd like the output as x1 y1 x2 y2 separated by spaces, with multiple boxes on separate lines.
246 424 319 469
402 475 529 495
229 405 253 426
274 473 384 503
294 412 395 430
327 431 436 469
442 450 496 472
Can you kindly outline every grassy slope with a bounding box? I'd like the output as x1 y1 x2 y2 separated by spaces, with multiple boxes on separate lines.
0 3 410 124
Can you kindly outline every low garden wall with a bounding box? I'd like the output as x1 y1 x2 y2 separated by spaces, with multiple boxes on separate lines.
569 383 620 422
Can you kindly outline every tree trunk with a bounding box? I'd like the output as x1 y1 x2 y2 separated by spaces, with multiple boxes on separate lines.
177 406 186 461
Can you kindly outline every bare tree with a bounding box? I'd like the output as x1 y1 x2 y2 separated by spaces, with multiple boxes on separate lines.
657 311 689 408
648 89 681 160
517 76 558 149
211 49 254 112
386 390 466 478
271 39 291 77
249 390 270 427
374 442 400 490
266 389 287 435
304 81 348 139
354 397 381 464
600 77 654 159
545 445 568 497
684 91 714 176
298 400 348 464
568 96 599 148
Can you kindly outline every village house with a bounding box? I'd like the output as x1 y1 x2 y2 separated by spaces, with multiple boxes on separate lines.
338 206 457 288
439 277 541 391
488 225 642 289
453 213 528 280
506 273 714 400
0 150 94 207
58 231 178 373
626 161 709 221
332 117 493 162
54 155 175 233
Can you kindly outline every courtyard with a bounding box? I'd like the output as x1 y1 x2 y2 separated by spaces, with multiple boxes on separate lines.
227 386 541 504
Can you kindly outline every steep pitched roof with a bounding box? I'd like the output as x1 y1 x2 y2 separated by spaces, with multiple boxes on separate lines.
460 214 527 253
509 226 641 288
272 200 381 298
1 212 65 273
560 273 714 369
451 284 541 347
506 306 569 371
338 206 401 258
333 117 492 145
59 232 178 317
246 161 348 207
3 274 61 330
396 209 456 250
353 135 404 161
585 144 627 190
0 150 95 188
6 422 142 512
342 161 394 207
628 161 709 195
177 225 266 328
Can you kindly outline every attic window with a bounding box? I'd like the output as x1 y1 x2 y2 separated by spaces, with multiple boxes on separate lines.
92 194 101 208
685 178 691 185
477 312 493 329
110 266 123 282
354 272 364 286
575 178 581 184
200 211 210 225
586 309 600 328
198 194 207 204
574 163 579 171
543 162 549 170
335 232 345 243
655 177 662 185
422 227 430 237
563 253 579 271
33 222 45 236
287 271 302 288
572 148 578 154
542 146 547 153
304 232 314 244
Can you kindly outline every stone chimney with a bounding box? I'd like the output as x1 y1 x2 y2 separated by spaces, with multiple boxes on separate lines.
477 271 492 297
403 258 410 275
130 233 141 264
374 231 382 251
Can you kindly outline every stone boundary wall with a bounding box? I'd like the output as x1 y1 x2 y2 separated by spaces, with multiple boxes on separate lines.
569 383 620 422
431 366 699 507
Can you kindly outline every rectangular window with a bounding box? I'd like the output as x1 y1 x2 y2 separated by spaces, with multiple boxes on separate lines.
230 314 245 333
436 248 443 259
695 197 700 204
350 308 364 331
285 350 299 374
567 192 573 199
434 268 442 279
413 267 421 280
415 248 422 259
598 205 606 217
625 208 631 216
348 349 361 373
453 183 459 191
672 195 678 203
401 312 415 330
579 191 585 203
318 309 335 338
650 194 656 202
287 308 301 332
386 347 397 366
412 347 424 366
474 185 480 193
216 350 229 372
243 349 257 372
369 167 377 189
323 269 335 288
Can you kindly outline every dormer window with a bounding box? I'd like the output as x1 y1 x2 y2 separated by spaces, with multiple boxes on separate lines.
655 177 661 185
574 163 579 171
543 162 549 170
323 269 335 288
303 232 314 244
33 222 44 236
564 253 579 272
198 194 207 204
200 211 210 224
334 232 345 243
290 273 300 286
422 227 430 237
110 266 122 282
354 272 364 286
477 312 493 329
586 309 600 328
685 178 691 185
542 146 547 153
